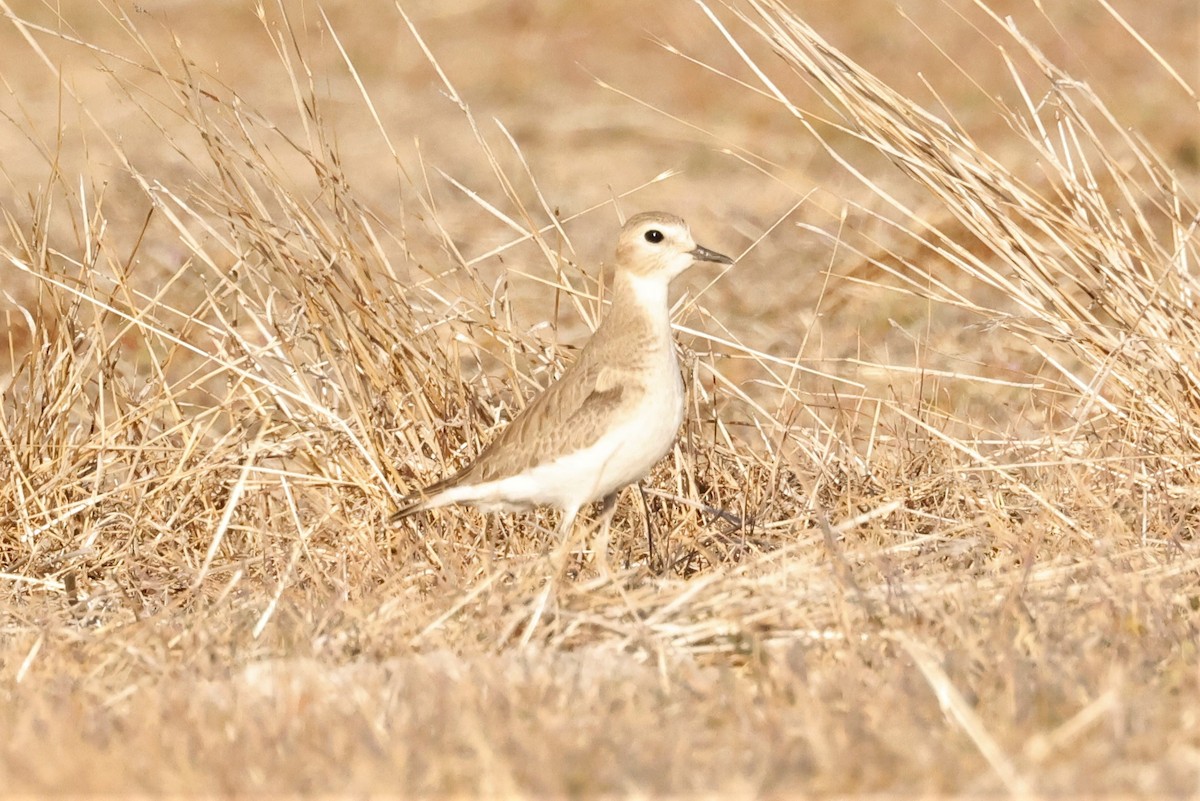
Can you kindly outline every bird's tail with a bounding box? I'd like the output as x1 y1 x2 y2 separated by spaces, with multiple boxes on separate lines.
388 497 427 524
389 469 469 524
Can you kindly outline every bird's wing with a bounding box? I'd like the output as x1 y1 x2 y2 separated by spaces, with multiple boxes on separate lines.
470 361 637 482
394 360 640 518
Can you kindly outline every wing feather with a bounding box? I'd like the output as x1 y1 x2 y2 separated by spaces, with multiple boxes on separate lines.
392 358 640 520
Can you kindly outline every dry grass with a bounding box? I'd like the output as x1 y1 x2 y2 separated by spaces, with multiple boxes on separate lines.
2 0 1199 795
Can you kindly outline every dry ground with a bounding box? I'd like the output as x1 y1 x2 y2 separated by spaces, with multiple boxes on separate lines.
2 0 1200 796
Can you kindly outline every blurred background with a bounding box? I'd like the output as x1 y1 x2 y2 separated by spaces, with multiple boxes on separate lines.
1 0 1196 399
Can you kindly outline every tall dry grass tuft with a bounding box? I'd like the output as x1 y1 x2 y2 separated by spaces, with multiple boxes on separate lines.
717 0 1200 480
1 0 1199 795
0 1 820 633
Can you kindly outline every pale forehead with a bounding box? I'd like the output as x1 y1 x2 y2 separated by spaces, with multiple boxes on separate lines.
621 211 689 234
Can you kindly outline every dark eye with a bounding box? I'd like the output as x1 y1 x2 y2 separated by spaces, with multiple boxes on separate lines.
644 229 664 244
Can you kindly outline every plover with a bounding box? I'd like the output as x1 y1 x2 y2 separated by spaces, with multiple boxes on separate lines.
392 212 733 543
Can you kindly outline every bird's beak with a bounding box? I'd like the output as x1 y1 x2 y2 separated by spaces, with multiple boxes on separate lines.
689 244 734 265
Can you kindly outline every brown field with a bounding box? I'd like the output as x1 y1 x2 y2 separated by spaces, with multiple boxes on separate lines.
2 0 1199 795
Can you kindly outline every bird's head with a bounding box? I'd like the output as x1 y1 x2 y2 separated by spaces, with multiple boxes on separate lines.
615 212 733 281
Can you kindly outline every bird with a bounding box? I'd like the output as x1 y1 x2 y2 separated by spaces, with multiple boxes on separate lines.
391 211 733 553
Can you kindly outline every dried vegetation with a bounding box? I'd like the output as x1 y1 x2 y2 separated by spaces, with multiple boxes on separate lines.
1 0 1199 795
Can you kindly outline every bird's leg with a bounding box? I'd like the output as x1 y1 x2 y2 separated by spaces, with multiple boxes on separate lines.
556 507 579 538
637 483 662 574
592 492 619 581
521 509 581 645
548 506 581 580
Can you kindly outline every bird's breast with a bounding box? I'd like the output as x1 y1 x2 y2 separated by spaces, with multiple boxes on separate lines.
587 345 684 492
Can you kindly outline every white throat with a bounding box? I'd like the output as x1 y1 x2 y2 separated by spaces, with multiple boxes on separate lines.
620 271 671 319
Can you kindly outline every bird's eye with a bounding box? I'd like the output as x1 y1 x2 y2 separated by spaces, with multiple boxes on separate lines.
644 229 664 244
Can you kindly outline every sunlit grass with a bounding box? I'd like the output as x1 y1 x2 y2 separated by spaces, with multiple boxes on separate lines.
1 0 1198 795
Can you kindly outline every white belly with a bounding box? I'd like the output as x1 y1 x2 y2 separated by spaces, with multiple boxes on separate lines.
459 369 684 513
